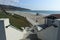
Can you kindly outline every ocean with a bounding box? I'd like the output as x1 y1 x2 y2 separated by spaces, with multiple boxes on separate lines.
8 10 60 16
20 10 60 14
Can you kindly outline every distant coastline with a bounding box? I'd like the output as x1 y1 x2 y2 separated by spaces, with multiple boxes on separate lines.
0 4 60 15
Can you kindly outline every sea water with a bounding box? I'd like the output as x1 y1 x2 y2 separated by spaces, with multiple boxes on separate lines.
20 10 60 14
19 10 60 16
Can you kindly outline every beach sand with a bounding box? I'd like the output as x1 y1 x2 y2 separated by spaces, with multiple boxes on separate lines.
6 11 45 25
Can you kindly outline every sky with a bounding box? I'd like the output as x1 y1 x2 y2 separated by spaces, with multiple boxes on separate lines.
0 0 60 10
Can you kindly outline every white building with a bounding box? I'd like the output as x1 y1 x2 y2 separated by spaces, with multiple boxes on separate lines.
0 18 29 40
35 14 60 40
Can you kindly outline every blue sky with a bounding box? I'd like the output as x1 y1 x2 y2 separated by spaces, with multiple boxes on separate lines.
0 0 60 10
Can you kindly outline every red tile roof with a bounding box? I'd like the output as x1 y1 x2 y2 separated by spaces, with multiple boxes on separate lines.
45 14 60 19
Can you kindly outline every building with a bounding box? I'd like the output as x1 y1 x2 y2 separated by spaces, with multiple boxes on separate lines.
35 14 60 40
0 18 29 40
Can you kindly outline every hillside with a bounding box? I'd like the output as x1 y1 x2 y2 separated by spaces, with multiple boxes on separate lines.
0 4 30 11
0 11 32 30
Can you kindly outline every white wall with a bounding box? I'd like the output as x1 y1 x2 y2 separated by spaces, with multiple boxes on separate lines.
0 18 28 40
0 18 10 27
57 22 60 40
37 26 58 40
36 19 60 40
5 26 28 40
55 19 60 40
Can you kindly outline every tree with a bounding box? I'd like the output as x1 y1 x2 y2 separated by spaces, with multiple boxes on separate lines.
36 12 39 16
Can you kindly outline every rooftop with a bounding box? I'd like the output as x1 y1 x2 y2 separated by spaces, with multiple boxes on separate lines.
45 14 60 19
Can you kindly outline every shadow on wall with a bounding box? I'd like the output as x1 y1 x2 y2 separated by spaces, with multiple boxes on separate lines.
0 20 6 40
26 34 42 40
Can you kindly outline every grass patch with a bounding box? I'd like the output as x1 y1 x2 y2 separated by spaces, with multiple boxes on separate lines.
0 11 32 30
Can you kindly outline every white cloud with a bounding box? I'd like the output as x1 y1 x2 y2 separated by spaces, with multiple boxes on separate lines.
0 0 20 6
10 0 20 3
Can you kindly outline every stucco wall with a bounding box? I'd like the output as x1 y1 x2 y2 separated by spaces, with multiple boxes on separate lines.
0 18 10 27
36 19 60 40
37 26 58 40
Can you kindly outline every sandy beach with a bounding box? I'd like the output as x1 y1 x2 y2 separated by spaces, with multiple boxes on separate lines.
6 11 45 25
